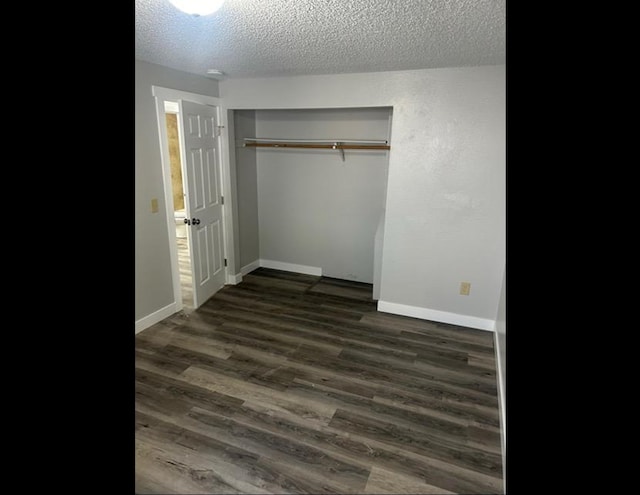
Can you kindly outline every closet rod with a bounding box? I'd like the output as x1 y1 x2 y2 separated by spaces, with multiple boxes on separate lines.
245 142 390 150
244 137 388 144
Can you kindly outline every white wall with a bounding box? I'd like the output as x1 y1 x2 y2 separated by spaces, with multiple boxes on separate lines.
254 108 390 283
373 211 385 299
135 59 219 321
494 267 506 461
220 66 505 328
233 111 260 270
495 269 506 376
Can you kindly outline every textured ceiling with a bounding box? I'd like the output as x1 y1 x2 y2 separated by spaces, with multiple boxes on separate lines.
135 0 505 79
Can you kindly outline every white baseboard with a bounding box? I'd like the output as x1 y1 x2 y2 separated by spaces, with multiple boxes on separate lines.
241 259 261 276
376 300 495 331
227 272 243 285
259 259 322 276
494 331 506 476
135 302 177 334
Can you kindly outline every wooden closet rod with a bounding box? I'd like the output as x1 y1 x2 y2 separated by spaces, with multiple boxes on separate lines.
244 137 388 144
245 142 390 150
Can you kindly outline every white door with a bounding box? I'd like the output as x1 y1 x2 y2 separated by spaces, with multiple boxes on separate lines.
177 99 226 308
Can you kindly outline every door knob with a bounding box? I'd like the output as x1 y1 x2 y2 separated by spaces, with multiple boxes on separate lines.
192 218 201 225
183 218 191 225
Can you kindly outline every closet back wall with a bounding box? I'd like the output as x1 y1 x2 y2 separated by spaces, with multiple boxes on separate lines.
254 108 391 283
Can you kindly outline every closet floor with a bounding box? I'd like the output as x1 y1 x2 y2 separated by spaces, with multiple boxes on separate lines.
135 268 504 494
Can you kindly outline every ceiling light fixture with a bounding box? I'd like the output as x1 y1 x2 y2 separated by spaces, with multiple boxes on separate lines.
206 69 225 77
168 0 226 17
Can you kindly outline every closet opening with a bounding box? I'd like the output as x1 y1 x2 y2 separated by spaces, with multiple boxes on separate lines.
230 107 392 299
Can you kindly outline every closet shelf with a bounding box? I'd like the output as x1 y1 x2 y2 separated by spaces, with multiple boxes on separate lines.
243 137 390 161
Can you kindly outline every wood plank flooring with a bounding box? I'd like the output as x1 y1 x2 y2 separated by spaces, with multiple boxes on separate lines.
135 268 504 494
176 224 193 310
177 237 194 309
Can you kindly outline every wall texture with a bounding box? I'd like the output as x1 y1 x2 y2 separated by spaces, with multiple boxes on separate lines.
220 65 505 325
135 59 218 321
495 269 506 375
233 111 260 269
253 108 390 283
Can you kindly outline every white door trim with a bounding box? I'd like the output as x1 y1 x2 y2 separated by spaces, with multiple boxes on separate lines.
151 85 235 312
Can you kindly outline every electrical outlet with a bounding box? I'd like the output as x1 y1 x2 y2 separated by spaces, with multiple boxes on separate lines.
151 198 159 213
460 282 471 296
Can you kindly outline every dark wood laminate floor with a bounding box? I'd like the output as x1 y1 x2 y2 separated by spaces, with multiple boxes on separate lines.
135 268 504 494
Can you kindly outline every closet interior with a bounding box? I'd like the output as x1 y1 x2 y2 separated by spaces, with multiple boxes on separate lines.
230 107 392 295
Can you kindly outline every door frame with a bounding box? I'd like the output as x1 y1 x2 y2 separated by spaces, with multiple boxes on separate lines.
152 85 236 310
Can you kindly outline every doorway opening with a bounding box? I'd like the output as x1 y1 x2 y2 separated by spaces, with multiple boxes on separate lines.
164 103 194 311
152 86 231 315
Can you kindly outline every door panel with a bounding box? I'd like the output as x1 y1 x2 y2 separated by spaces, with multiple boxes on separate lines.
211 219 223 274
205 148 220 206
178 100 226 308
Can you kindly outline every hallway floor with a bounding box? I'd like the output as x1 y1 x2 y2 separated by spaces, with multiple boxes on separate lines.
176 222 193 310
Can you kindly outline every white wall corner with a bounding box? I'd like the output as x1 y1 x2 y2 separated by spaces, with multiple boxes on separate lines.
227 272 243 285
259 259 322 276
241 259 261 276
376 300 496 331
135 302 177 334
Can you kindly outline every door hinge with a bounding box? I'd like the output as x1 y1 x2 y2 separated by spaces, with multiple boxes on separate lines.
221 196 224 205
224 259 228 267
